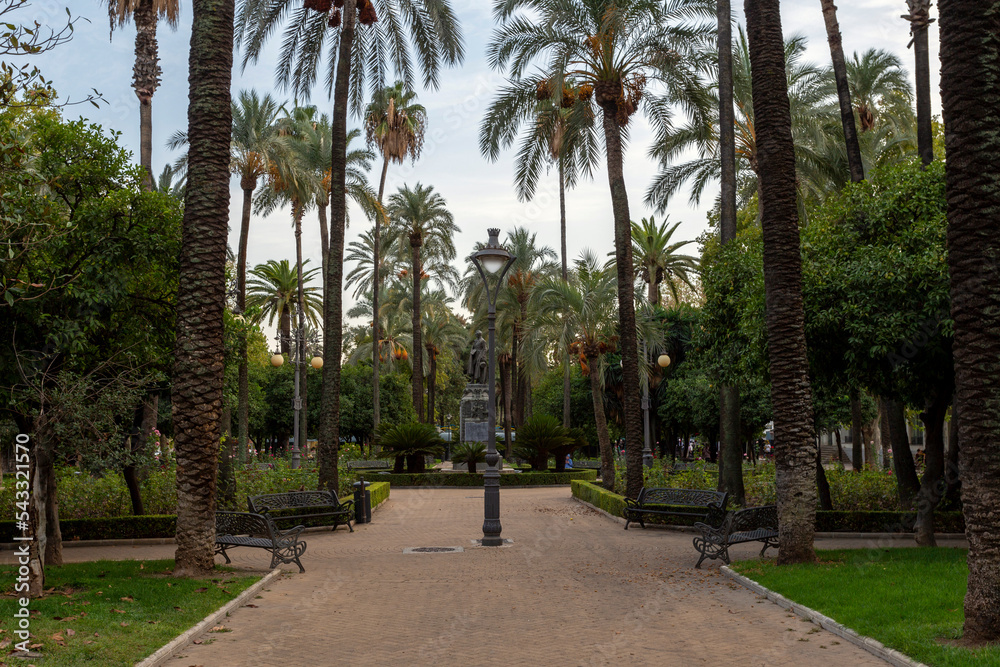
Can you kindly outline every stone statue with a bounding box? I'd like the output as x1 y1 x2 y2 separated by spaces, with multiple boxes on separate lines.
467 330 487 384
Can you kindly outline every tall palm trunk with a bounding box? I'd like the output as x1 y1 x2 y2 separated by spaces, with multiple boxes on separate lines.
904 1 934 166
426 348 436 423
646 275 658 305
373 155 389 443
718 0 744 506
409 234 424 421
588 355 614 490
317 202 329 281
559 158 571 429
132 0 161 192
597 102 643 500
294 203 307 465
279 308 291 355
745 0 817 565
172 0 234 577
500 355 513 458
319 0 357 495
939 0 1000 642
237 179 255 464
510 328 519 425
819 0 865 183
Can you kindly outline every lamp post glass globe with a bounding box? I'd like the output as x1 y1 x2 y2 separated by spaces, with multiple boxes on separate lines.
658 354 671 368
271 353 285 368
310 356 324 370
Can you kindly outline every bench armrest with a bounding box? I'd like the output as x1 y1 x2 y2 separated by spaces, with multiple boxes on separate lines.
338 499 354 513
693 521 727 541
274 523 306 543
623 497 641 509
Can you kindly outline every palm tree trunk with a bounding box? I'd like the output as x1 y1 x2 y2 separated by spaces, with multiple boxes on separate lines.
172 0 233 578
940 3 1000 640
718 0 744 506
294 204 307 467
597 106 643 500
373 155 388 443
410 237 424 421
427 351 436 423
279 308 291 355
905 1 934 166
559 158 571 430
588 355 614 491
500 356 513 458
819 0 865 183
132 0 160 192
237 183 254 465
319 0 356 495
318 202 329 283
510 328 519 425
745 0 817 565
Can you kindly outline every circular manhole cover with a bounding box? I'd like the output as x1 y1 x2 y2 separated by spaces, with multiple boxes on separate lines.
403 546 464 554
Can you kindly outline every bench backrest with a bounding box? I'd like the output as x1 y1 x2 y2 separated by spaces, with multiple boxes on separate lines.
248 490 339 513
726 505 778 534
216 511 274 539
638 487 728 509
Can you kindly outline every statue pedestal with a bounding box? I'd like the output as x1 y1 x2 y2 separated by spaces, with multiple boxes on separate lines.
459 383 489 443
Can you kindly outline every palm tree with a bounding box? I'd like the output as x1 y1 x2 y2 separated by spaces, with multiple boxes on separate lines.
645 29 828 212
386 183 458 420
168 89 287 464
745 0 817 565
630 217 698 306
104 0 180 191
170 0 233 578
535 250 617 488
490 0 716 498
902 0 933 166
246 259 323 352
235 0 464 495
345 227 404 299
938 0 1000 644
421 308 466 424
819 0 864 183
364 81 427 442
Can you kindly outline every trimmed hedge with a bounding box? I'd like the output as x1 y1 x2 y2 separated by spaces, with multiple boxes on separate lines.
0 482 393 544
571 481 967 533
0 515 177 542
367 469 597 487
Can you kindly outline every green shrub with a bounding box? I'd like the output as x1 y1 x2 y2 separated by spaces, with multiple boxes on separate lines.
377 422 445 473
367 470 596 487
368 481 390 509
513 415 574 471
0 515 177 542
571 480 625 518
452 443 486 473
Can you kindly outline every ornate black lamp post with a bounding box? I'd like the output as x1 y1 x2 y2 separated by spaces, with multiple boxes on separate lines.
470 228 516 546
642 349 672 467
271 328 323 469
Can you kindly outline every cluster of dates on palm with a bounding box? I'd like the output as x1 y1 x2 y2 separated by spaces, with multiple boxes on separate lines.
304 0 378 28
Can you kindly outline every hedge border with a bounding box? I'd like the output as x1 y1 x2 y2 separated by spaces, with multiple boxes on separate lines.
365 469 597 487
0 482 393 544
570 481 966 533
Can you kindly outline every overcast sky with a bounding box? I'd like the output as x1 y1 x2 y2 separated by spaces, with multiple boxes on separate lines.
21 0 940 331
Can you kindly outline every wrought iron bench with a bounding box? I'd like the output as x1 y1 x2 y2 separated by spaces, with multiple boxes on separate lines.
623 487 728 530
693 505 779 569
248 490 354 532
215 511 307 573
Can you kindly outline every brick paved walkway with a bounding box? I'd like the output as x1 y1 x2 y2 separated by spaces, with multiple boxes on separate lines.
141 487 890 666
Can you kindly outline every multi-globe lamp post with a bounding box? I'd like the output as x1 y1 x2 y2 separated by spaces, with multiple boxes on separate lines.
469 228 516 547
641 347 671 467
270 329 323 469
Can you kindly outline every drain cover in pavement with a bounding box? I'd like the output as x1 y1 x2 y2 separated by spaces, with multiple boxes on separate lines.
403 546 464 554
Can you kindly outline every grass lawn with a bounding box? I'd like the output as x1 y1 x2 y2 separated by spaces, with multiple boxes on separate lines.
0 559 261 666
731 548 1000 667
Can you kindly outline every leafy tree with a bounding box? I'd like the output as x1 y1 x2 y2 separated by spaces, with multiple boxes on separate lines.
246 259 323 353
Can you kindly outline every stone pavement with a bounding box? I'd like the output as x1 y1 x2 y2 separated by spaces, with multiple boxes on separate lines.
6 488 961 666
161 487 892 666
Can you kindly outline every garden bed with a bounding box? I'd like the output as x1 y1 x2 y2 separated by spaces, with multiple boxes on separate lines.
369 469 597 487
730 549 996 667
0 559 260 666
571 481 965 533
0 481 391 543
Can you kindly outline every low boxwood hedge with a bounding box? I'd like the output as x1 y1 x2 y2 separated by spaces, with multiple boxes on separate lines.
0 482 393 544
571 481 967 533
367 469 597 487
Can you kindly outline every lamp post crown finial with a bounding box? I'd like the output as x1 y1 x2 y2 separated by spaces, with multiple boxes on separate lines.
486 228 501 246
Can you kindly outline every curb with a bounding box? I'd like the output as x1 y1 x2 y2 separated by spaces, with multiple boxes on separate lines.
720 566 928 667
572 497 625 525
135 567 283 667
